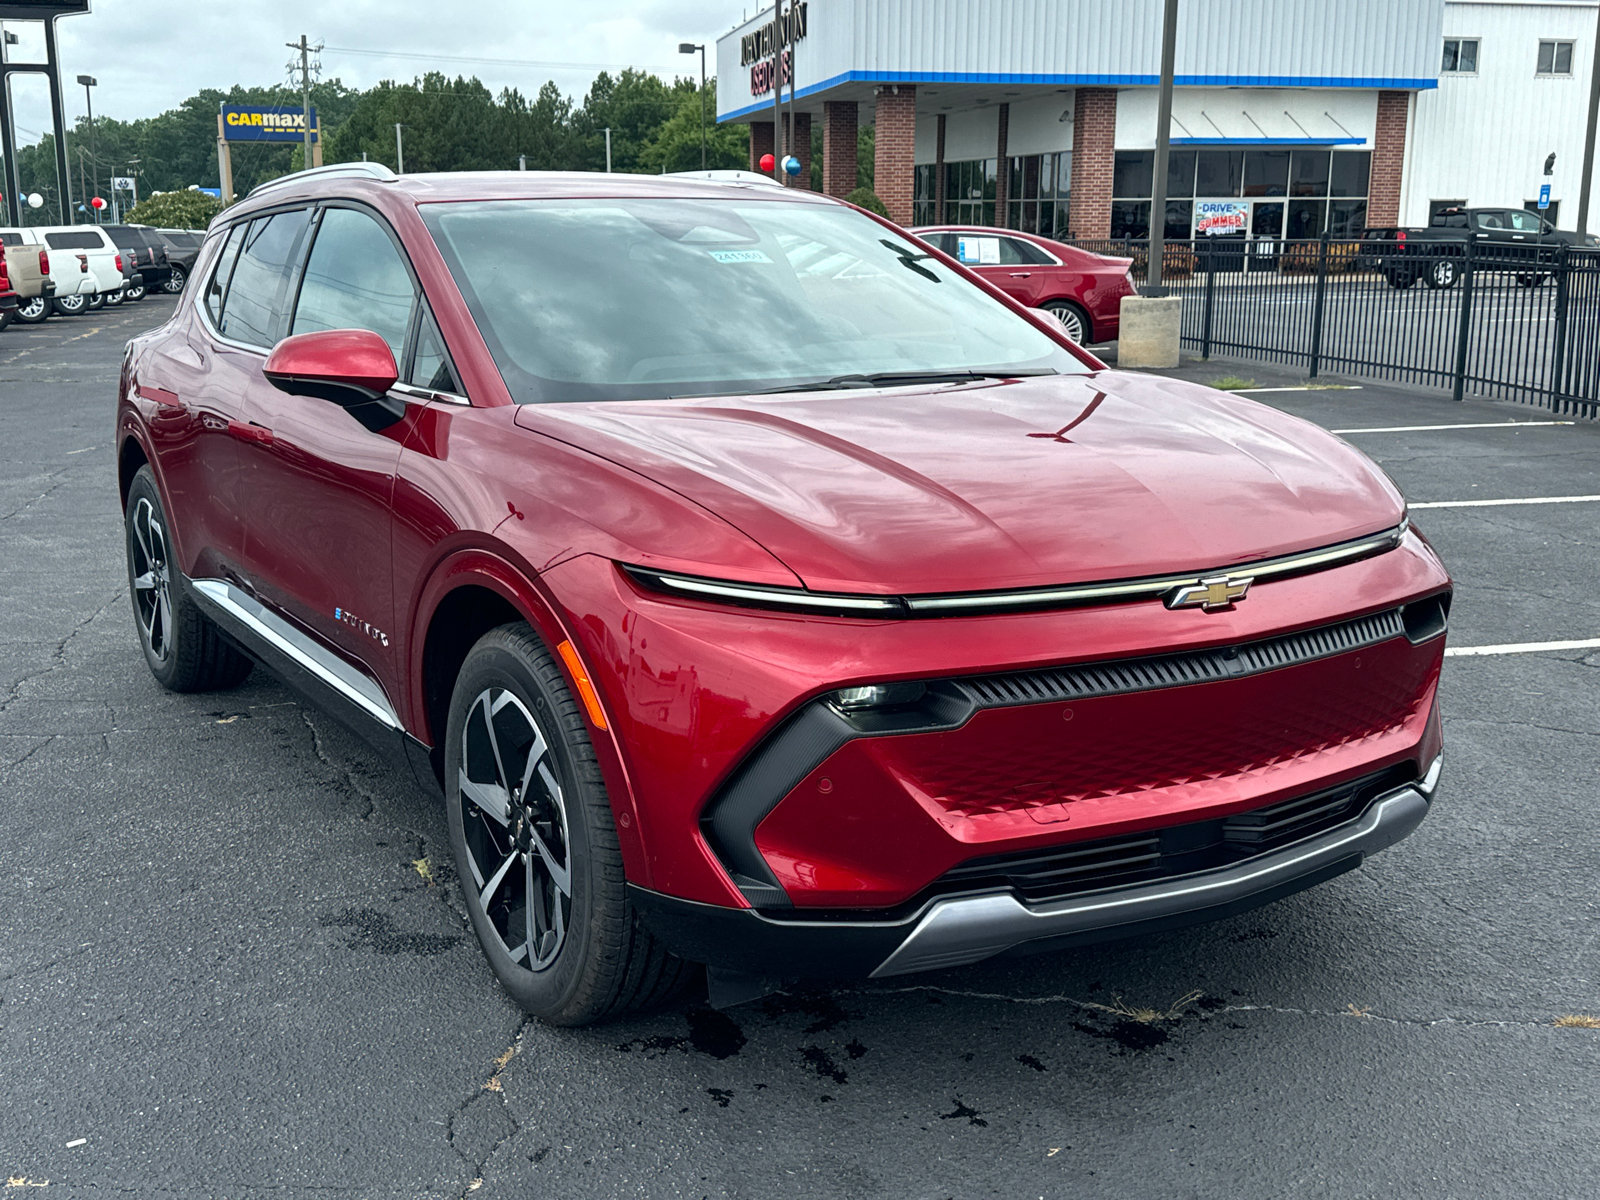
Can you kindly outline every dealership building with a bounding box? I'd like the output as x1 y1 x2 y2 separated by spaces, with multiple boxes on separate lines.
715 0 1600 240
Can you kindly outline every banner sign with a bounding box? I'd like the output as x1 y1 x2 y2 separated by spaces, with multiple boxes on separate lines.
0 2 92 17
111 175 135 190
221 105 319 143
1196 200 1248 237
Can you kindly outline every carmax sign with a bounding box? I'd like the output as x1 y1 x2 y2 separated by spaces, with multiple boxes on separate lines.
221 105 320 143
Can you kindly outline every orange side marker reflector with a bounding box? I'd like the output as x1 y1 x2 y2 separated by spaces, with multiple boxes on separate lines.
557 639 609 730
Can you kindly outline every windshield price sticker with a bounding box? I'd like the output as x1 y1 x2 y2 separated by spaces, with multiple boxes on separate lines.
707 249 772 264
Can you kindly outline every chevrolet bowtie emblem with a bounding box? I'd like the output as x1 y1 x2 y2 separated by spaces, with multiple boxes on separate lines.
1164 574 1253 611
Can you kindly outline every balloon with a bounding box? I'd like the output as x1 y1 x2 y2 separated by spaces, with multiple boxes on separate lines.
782 155 801 177
26 192 44 209
90 196 106 210
758 153 775 173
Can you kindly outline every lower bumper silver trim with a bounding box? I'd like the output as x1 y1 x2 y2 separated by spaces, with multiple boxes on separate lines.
869 782 1432 978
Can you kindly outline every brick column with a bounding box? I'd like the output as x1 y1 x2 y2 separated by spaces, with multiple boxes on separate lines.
822 100 858 197
749 121 775 175
994 102 1010 228
1369 90 1409 228
782 111 813 189
873 84 917 225
935 113 947 223
1068 87 1117 239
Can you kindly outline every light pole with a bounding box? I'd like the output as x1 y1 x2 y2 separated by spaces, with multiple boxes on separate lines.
76 74 96 223
394 123 405 174
679 42 706 170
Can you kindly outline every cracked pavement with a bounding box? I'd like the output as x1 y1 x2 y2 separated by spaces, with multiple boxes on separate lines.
1 306 1597 1198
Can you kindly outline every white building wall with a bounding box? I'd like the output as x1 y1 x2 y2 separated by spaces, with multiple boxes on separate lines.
1114 89 1380 148
1405 1 1600 228
913 93 1077 163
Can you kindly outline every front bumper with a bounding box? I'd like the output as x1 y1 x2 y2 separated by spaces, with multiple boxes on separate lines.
633 755 1440 979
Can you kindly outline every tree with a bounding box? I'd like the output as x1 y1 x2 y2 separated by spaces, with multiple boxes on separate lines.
125 190 224 229
638 78 748 174
570 69 676 173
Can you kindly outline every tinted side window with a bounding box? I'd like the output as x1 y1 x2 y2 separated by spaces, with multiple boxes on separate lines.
0 232 22 247
45 231 105 250
409 310 461 393
219 209 312 348
292 207 415 362
1002 237 1054 266
205 224 248 325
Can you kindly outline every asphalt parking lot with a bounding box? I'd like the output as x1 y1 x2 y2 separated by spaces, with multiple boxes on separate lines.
3 301 1598 1199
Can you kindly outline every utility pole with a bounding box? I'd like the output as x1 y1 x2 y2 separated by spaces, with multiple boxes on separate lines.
395 124 405 173
289 35 314 173
1578 3 1600 237
76 74 96 223
604 127 612 172
679 42 706 170
1144 0 1180 295
76 145 86 224
770 1 783 179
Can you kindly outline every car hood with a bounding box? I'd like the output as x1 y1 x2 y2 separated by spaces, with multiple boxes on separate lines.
512 371 1405 596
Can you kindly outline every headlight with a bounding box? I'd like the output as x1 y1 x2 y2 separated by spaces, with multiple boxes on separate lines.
832 682 927 711
621 564 906 617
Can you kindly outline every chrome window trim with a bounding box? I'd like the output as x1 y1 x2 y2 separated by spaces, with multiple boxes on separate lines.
622 521 1407 620
392 381 471 406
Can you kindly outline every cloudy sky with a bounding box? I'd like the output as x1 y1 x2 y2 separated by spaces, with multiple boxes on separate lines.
1 0 750 143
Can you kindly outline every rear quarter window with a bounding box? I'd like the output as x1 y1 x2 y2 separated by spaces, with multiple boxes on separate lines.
45 231 106 250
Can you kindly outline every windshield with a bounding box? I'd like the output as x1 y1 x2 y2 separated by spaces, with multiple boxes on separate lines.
421 197 1087 403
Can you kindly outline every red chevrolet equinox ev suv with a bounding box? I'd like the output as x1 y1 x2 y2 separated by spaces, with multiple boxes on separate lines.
116 165 1449 1025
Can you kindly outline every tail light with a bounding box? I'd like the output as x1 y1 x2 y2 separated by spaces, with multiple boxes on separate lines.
38 249 49 275
1396 230 1407 242
116 253 124 272
0 255 9 285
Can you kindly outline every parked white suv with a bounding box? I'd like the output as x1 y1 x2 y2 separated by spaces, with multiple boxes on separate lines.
0 225 124 316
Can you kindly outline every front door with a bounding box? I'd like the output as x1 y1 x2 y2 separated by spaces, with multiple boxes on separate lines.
232 204 424 699
1249 202 1284 272
953 233 1047 305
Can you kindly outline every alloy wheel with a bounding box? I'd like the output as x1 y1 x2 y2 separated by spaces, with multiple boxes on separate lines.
127 283 147 301
1045 303 1086 344
104 288 124 306
164 267 186 295
128 497 174 664
55 294 87 315
17 296 47 322
458 687 572 971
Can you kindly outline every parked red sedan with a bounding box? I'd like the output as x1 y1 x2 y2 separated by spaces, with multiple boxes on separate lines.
117 166 1448 1025
912 224 1135 344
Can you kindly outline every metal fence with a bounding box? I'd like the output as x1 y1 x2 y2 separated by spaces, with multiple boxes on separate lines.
1063 236 1600 419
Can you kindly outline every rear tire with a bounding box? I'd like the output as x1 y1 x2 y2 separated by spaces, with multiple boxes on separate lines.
163 266 187 295
1384 269 1416 290
125 281 147 302
1041 300 1091 344
444 623 694 1026
14 296 49 324
1423 258 1459 290
0 308 13 332
123 466 254 693
86 292 105 310
104 288 124 307
52 293 87 316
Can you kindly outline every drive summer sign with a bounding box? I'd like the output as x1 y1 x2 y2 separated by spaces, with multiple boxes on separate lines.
1196 201 1247 236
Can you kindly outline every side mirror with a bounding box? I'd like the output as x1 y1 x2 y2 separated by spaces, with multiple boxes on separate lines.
263 329 404 432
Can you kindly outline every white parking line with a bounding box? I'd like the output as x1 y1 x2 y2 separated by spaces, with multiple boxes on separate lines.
1334 421 1574 433
1412 494 1600 509
1231 386 1364 393
1446 638 1600 657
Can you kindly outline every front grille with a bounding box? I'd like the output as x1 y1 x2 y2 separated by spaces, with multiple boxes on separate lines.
958 609 1403 709
931 764 1415 905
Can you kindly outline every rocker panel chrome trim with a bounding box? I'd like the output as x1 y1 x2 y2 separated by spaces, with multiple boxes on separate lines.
191 579 401 729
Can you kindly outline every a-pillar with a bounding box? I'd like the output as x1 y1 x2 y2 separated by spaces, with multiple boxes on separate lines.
994 103 1010 228
822 100 858 197
1068 87 1117 239
873 84 917 225
782 110 813 189
1368 90 1409 227
749 120 775 175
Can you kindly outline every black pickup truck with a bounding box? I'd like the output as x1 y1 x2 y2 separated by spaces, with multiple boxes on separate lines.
1363 207 1597 289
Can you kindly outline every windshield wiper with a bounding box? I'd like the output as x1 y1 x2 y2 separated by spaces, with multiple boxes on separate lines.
754 369 1058 395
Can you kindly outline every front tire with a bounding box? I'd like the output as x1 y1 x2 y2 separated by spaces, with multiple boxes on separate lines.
444 623 692 1026
124 466 254 692
1041 300 1091 344
164 266 187 295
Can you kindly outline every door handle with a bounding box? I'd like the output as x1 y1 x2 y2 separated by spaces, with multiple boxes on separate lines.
1008 272 1033 278
228 419 274 447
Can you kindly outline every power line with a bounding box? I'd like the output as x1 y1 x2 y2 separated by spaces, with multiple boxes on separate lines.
321 45 678 73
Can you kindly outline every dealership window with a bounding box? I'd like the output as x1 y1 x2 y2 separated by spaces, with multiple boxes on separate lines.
1112 147 1371 238
916 154 1071 234
1537 40 1574 75
1442 38 1479 73
1523 199 1561 227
